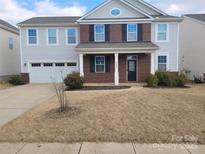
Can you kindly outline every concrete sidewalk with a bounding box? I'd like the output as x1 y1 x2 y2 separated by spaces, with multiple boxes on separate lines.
0 143 204 154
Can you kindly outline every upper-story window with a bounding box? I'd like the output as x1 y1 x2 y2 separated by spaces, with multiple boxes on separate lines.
67 28 77 45
111 8 121 16
47 28 58 45
27 29 38 45
127 24 138 41
8 37 13 50
94 24 105 42
156 23 168 42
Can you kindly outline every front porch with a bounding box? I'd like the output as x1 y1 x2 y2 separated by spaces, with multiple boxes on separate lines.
79 53 156 85
76 42 158 85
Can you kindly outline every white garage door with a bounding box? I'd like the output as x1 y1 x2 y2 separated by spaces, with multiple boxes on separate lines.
30 62 78 83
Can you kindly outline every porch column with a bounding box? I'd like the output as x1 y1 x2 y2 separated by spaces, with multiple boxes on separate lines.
151 53 155 74
114 53 119 86
79 53 84 76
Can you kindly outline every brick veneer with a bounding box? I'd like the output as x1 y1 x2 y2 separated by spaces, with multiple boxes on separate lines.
80 25 89 43
21 73 29 84
83 54 114 83
83 54 151 83
142 23 151 42
110 24 122 42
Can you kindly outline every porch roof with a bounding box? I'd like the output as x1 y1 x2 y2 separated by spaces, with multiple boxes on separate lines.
75 42 159 53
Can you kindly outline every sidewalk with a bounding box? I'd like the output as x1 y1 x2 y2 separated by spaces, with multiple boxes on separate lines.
0 143 204 154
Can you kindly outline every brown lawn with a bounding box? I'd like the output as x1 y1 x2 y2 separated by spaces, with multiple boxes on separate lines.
0 84 205 144
0 82 13 90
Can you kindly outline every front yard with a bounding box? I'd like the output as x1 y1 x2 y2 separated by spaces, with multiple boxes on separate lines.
0 84 205 144
0 82 13 90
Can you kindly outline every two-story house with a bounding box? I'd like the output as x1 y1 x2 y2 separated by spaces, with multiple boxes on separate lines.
0 19 20 81
18 0 182 85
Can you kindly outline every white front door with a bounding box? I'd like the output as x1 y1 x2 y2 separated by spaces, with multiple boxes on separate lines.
29 62 78 83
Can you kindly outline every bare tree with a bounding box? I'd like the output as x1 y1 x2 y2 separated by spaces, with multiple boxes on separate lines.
51 72 68 113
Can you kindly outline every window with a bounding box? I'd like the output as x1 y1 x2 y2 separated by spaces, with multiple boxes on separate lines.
111 8 121 16
55 63 65 67
158 56 167 71
28 29 38 45
94 24 105 42
31 63 41 67
67 28 77 45
156 24 168 42
8 37 13 50
43 63 53 67
127 24 138 41
67 62 77 66
95 56 105 73
47 28 57 45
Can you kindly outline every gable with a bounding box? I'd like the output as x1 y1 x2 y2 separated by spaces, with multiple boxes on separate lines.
81 0 151 21
125 0 165 16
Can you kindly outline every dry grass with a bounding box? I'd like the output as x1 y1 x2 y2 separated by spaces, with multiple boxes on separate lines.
0 82 13 90
0 84 205 144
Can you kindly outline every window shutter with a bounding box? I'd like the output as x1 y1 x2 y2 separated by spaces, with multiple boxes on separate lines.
89 25 94 42
90 56 95 72
105 24 110 42
105 56 110 72
138 24 143 41
122 24 127 42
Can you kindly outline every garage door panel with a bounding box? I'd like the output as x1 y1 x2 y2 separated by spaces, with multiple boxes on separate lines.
30 63 78 83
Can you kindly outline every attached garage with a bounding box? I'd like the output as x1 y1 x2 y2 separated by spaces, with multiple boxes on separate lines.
29 62 78 83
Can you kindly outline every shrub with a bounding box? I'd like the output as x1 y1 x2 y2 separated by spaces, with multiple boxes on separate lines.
193 75 204 84
145 74 159 87
8 75 23 85
176 74 187 87
64 72 84 90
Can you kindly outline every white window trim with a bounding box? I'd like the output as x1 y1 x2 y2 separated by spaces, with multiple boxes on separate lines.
95 56 105 73
46 28 59 46
127 24 138 42
157 53 169 71
155 23 169 42
66 27 78 46
27 28 39 46
110 8 121 17
94 24 105 42
8 37 14 50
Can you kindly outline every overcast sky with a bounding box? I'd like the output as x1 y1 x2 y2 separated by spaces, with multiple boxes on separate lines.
0 0 205 26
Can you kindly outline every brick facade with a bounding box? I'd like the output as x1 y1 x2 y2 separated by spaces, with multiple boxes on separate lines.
21 73 29 84
79 24 151 43
83 54 151 83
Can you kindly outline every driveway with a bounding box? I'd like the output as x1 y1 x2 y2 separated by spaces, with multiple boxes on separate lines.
0 84 54 126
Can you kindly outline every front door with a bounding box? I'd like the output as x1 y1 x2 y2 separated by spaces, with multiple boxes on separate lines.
128 60 136 81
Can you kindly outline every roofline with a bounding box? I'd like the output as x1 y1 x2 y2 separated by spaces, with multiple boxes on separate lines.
138 0 167 16
17 23 78 27
183 15 205 25
0 24 19 34
153 17 183 22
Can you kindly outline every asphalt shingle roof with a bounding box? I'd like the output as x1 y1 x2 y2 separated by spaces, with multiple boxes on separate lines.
76 42 159 51
0 19 19 32
185 14 205 22
18 16 81 25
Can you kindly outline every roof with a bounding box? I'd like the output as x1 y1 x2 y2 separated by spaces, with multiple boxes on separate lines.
185 14 205 22
76 42 159 52
0 19 19 33
18 16 81 26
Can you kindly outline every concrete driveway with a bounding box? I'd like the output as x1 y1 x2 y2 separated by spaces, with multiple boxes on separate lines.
0 84 54 126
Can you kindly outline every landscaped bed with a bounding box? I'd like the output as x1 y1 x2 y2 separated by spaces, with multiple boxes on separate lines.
0 84 205 144
0 82 13 90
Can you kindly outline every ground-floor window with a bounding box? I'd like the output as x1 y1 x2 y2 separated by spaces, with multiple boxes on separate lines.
95 56 105 73
158 55 167 71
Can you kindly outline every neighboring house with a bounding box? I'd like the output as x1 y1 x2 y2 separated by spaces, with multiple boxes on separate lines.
18 0 182 85
179 14 205 80
0 19 20 81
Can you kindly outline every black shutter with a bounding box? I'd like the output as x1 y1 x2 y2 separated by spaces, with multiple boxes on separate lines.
105 24 110 42
122 24 127 42
89 25 94 42
138 24 143 41
90 56 95 72
105 56 110 72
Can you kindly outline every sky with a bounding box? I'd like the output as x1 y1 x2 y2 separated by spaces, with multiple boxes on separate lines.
0 0 205 26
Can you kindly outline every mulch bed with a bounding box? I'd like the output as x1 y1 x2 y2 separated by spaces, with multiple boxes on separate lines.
78 86 131 91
